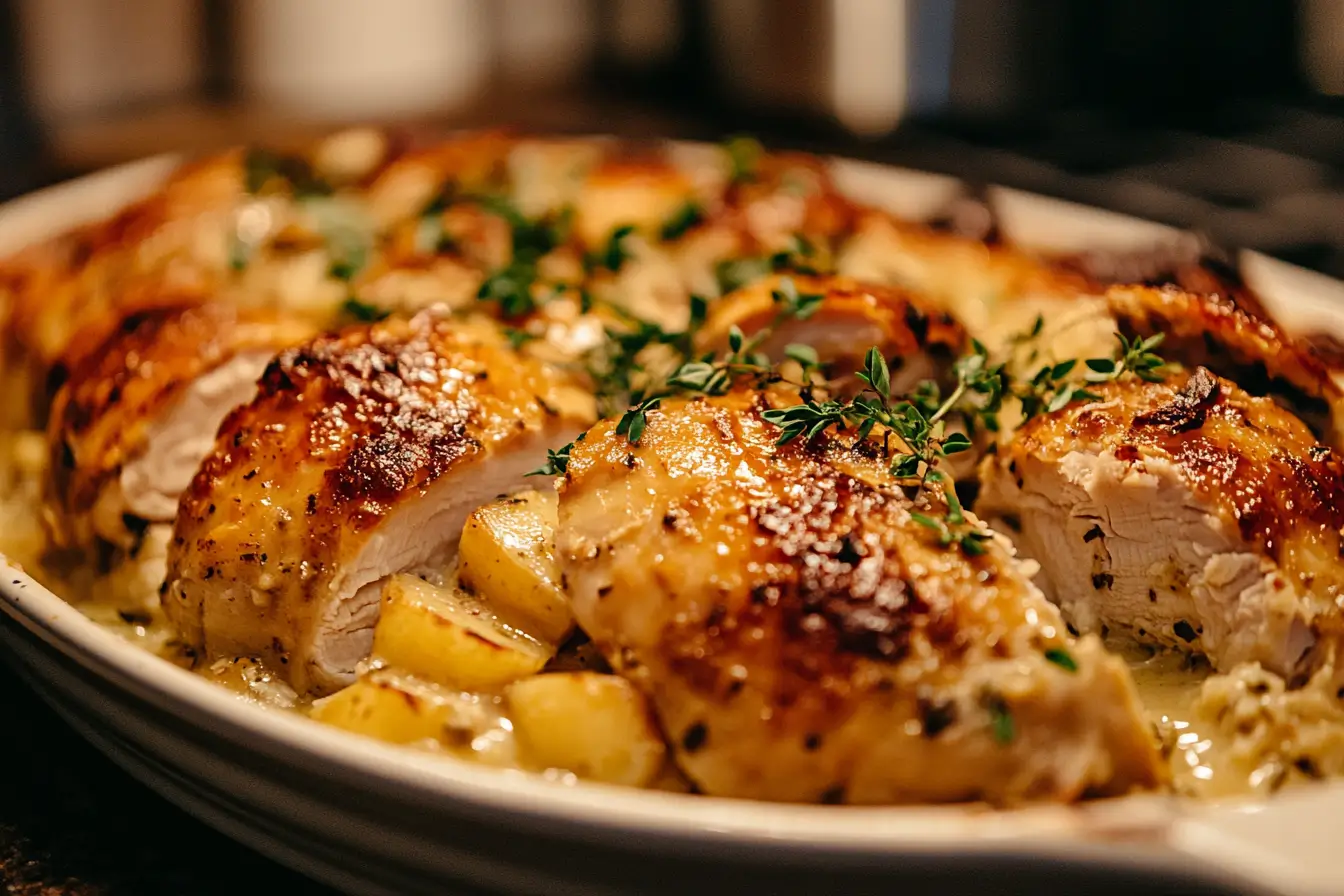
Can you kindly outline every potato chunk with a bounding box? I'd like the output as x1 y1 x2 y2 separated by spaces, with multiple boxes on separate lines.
457 489 575 644
312 671 466 745
373 574 551 690
507 672 667 787
310 670 518 765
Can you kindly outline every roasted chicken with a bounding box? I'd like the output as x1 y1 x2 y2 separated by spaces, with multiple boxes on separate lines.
44 302 315 554
162 313 594 695
555 390 1165 804
1106 284 1344 450
979 366 1344 677
695 273 963 387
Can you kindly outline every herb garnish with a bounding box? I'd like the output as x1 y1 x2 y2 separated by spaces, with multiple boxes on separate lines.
714 234 820 294
474 195 573 318
1044 647 1078 672
724 135 763 184
660 201 704 241
586 224 636 274
243 148 332 198
527 434 582 477
983 692 1015 744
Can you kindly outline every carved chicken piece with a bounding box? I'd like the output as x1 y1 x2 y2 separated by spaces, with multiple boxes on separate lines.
163 314 594 695
555 390 1164 804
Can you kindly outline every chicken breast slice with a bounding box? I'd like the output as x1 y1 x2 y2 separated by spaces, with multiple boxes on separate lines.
163 313 595 695
979 366 1344 677
44 302 316 553
556 390 1164 804
695 273 963 388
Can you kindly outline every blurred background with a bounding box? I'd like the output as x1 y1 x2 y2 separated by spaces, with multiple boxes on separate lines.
2 0 1344 276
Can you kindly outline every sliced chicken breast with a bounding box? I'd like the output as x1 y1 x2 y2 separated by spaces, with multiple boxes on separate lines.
163 313 595 695
695 273 963 388
556 390 1164 804
44 302 316 553
979 366 1344 677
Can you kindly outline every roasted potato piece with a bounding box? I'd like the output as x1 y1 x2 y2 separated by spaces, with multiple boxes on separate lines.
457 489 575 644
311 670 518 766
311 671 464 745
373 574 551 690
507 672 666 787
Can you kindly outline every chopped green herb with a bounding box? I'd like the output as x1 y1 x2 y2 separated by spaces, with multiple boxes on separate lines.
586 224 637 274
984 693 1015 745
243 147 332 198
477 259 541 318
724 135 763 184
660 201 704 241
528 443 573 477
228 234 252 272
1044 648 1078 672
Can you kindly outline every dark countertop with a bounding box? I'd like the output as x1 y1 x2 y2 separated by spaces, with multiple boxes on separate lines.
0 663 334 895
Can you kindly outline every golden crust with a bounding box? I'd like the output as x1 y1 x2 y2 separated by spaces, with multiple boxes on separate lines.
1106 284 1344 449
557 391 1165 803
44 301 317 549
164 313 594 690
696 273 964 371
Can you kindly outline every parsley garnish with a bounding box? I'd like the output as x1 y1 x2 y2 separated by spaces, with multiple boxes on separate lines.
660 201 704 241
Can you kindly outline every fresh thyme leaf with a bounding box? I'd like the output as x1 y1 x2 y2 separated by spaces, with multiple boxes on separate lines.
588 224 637 273
714 256 774 294
528 441 575 477
616 396 661 444
724 135 763 184
857 347 891 396
940 432 973 454
340 297 390 322
984 693 1015 744
477 259 539 318
784 343 820 368
660 201 704 241
1044 648 1078 672
772 277 825 321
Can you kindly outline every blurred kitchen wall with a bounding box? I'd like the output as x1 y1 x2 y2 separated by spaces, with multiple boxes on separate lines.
0 1 1335 190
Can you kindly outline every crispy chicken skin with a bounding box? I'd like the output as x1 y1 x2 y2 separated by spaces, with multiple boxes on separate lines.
696 273 963 381
1107 285 1344 449
979 367 1344 677
163 313 594 695
45 302 316 552
556 391 1164 804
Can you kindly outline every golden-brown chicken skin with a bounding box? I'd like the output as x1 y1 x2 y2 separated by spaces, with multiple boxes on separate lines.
979 366 1344 677
44 301 317 553
696 273 963 383
556 390 1165 805
164 313 595 695
1106 285 1344 450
